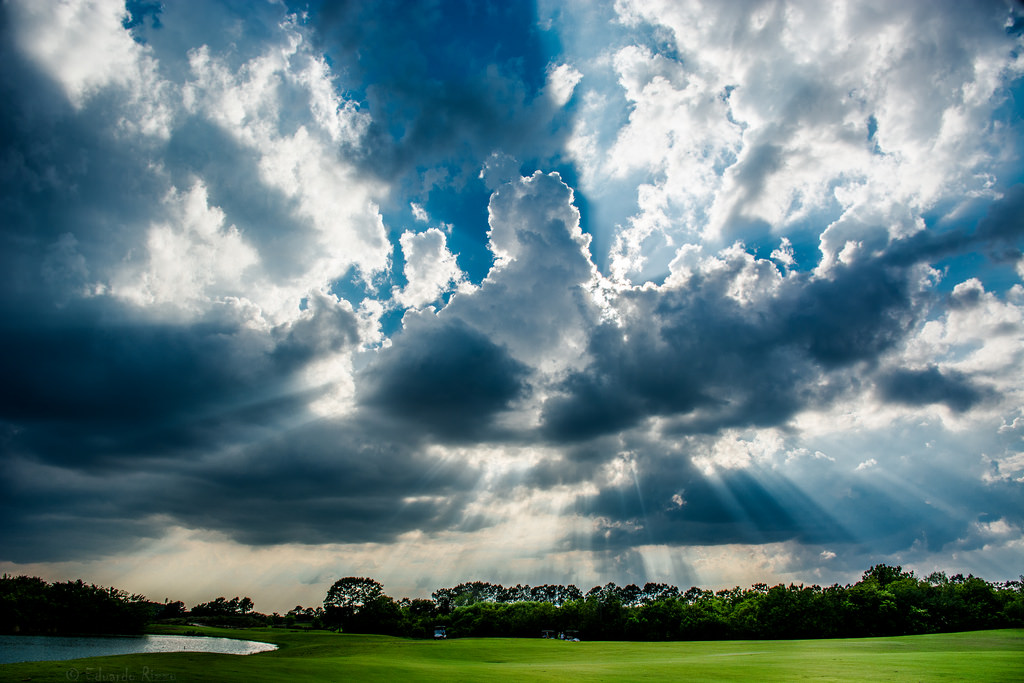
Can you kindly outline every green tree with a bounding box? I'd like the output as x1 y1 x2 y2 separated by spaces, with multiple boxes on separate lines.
350 594 402 634
323 577 386 630
861 564 913 588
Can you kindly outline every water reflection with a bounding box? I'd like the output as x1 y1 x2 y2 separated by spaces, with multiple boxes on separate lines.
0 634 277 664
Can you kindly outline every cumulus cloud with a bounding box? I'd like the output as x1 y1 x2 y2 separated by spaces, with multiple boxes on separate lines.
545 62 583 107
110 181 259 310
442 170 602 372
394 228 466 309
541 246 927 441
9 0 164 114
570 0 1024 283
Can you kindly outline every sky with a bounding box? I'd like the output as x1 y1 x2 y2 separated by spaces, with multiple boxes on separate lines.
1 0 1023 614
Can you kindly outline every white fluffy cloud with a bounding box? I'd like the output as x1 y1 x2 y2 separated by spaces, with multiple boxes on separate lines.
545 62 583 107
394 228 466 309
448 171 603 372
111 181 258 311
181 32 387 321
12 0 148 102
569 0 1024 283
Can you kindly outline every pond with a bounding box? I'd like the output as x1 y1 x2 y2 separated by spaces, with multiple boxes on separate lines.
0 633 277 664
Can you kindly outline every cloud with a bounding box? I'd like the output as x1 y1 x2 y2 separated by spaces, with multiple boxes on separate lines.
410 203 429 223
177 32 389 315
875 366 989 412
308 0 572 184
359 316 529 441
110 181 260 310
441 170 601 372
0 417 483 562
0 0 403 555
541 245 927 441
545 62 583 107
393 228 466 310
567 439 854 552
1 0 1023 604
9 0 157 108
573 0 1024 281
361 165 624 448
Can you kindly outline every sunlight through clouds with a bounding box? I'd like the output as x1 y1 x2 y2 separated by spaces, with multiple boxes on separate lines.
0 0 1022 611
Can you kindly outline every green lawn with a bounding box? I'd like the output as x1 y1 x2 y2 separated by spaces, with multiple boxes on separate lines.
2 627 1021 682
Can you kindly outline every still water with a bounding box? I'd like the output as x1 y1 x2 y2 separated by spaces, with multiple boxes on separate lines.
0 634 277 664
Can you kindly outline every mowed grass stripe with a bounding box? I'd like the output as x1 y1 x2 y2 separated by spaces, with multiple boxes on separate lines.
0 627 1020 682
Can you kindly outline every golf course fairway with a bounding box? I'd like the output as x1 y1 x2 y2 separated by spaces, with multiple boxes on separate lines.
1 627 1020 681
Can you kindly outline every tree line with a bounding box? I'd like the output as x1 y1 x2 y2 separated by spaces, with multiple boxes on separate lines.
3 565 1022 639
0 575 152 635
0 575 275 635
319 566 1024 640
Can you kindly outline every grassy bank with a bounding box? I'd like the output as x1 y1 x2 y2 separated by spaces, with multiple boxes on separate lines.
1 626 1021 682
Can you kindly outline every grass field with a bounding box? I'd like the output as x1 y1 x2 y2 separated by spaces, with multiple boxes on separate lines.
1 626 1021 682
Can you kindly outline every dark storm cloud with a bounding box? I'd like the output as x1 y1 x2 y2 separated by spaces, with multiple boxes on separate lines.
0 503 165 564
0 0 362 453
0 68 162 308
824 458 1024 558
0 418 483 561
542 255 919 442
976 184 1024 242
359 317 530 440
972 183 1024 268
0 23 368 485
518 447 612 487
876 366 989 412
159 420 482 547
0 295 359 469
875 183 1024 273
356 171 594 445
785 260 918 366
